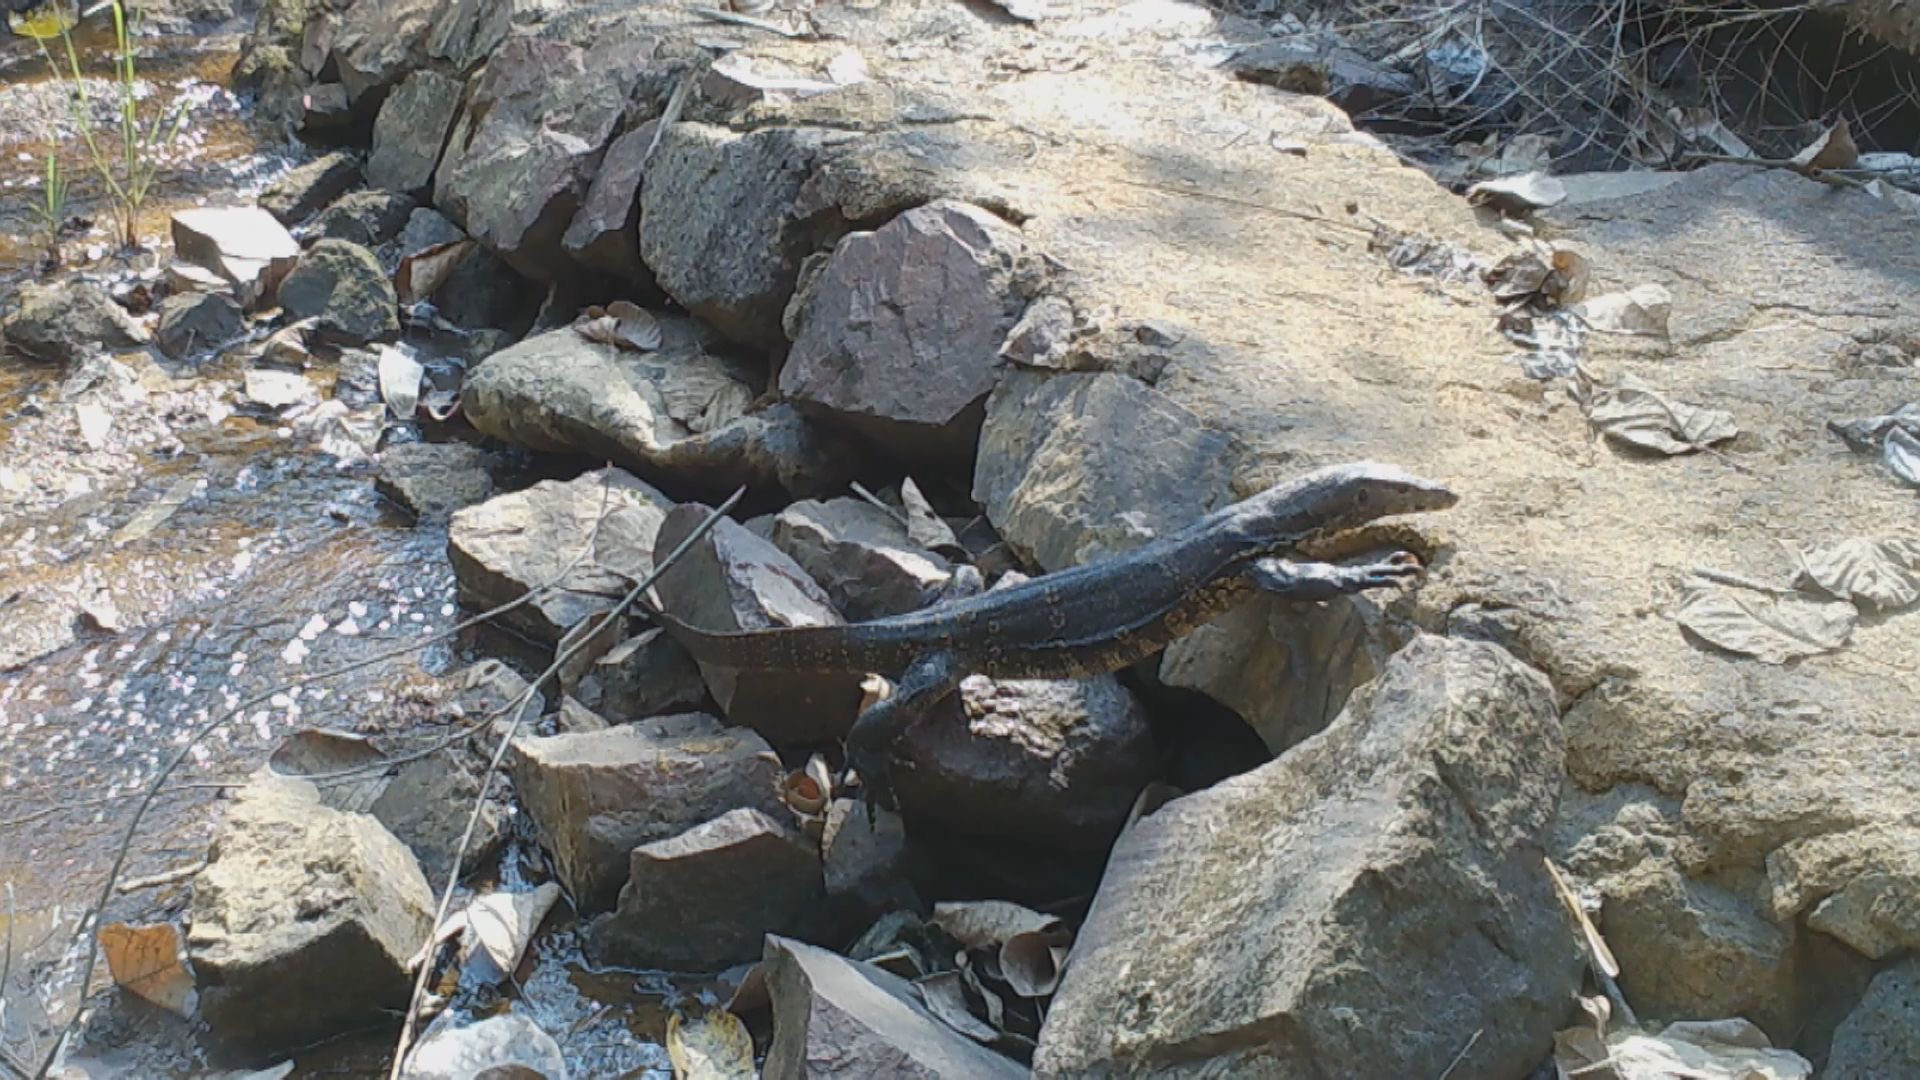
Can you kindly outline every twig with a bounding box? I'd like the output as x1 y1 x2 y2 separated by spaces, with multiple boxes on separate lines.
385 488 746 1078
848 482 910 529
1679 151 1870 190
1436 1028 1482 1080
643 70 695 170
115 862 208 894
690 6 802 37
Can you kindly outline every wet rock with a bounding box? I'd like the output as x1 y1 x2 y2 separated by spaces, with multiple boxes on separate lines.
259 151 363 224
823 798 918 924
308 190 418 249
463 323 857 498
651 504 865 745
768 499 953 620
592 807 826 970
446 467 672 645
367 69 464 195
1827 958 1920 1079
1603 861 1798 1031
763 936 1027 1080
277 238 400 345
573 627 710 722
171 206 302 296
370 755 505 887
404 1011 566 1080
375 441 496 522
562 121 657 289
330 0 436 107
782 200 1037 462
154 292 245 360
506 715 787 911
3 282 148 364
1035 637 1579 1077
189 775 434 1057
893 674 1159 851
639 123 847 350
434 29 655 281
974 368 1235 571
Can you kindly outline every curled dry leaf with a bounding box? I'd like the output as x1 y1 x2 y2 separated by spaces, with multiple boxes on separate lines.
724 962 769 1016
1584 378 1737 455
666 1008 756 1080
377 345 425 421
394 239 475 306
99 921 195 1017
1885 427 1920 489
1826 403 1920 454
1677 583 1854 664
916 971 999 1043
932 900 1073 999
782 754 833 816
1555 1018 1811 1080
1549 249 1590 305
860 673 894 713
1467 171 1568 215
574 301 663 353
1789 119 1859 174
466 882 562 978
1794 537 1920 610
1574 284 1672 337
901 476 966 558
267 728 388 813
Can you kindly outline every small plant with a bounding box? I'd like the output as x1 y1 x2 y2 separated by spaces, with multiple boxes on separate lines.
32 145 70 268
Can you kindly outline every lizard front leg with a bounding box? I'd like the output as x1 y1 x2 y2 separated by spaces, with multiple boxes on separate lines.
1246 552 1425 602
846 650 963 821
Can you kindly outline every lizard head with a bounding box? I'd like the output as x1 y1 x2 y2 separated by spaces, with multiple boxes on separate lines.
1232 462 1458 549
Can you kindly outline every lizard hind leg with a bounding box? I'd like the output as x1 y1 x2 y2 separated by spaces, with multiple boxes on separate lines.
846 650 964 821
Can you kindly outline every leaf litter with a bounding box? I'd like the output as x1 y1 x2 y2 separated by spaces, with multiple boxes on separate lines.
573 301 663 352
1677 584 1855 664
98 921 195 1017
1580 377 1738 455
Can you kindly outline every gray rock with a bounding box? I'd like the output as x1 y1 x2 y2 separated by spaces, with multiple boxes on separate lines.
463 324 857 498
330 0 436 107
764 936 1027 1080
768 498 953 620
277 238 400 345
1603 861 1797 1033
300 82 354 138
403 1012 566 1080
895 674 1159 851
507 715 787 911
308 190 418 250
446 467 672 645
562 121 657 289
425 0 517 73
171 206 301 295
1827 958 1920 1079
370 756 505 887
592 807 826 970
1229 39 1416 115
399 207 467 256
259 151 363 224
189 775 434 1057
1034 636 1580 1078
154 292 245 361
973 368 1235 572
782 201 1037 462
367 69 464 195
651 504 865 746
3 282 147 364
823 798 918 924
1763 825 1920 961
574 627 710 722
375 441 496 522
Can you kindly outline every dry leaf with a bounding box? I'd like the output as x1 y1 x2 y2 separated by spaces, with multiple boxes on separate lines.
781 754 833 816
1574 285 1672 337
394 239 475 305
1677 584 1855 664
1002 931 1066 997
1826 403 1920 454
900 477 965 557
114 475 198 547
573 302 663 352
1670 106 1754 158
1544 859 1617 977
932 900 1072 999
98 922 195 1016
1885 427 1920 489
377 345 425 421
1585 379 1737 455
860 674 894 714
267 728 388 812
1466 172 1567 214
1555 1020 1811 1080
916 972 998 1042
666 1008 755 1079
1789 119 1859 174
1549 249 1590 305
466 883 562 977
1794 537 1920 610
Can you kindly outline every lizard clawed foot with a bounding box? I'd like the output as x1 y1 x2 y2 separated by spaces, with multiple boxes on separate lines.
1247 551 1429 602
847 746 899 826
1348 550 1427 590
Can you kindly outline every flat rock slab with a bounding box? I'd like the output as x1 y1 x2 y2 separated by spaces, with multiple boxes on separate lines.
447 467 671 645
375 440 496 522
155 291 245 360
767 497 954 620
2 282 149 364
189 775 434 1057
171 206 300 292
259 150 363 224
277 238 400 345
1035 636 1579 1077
506 714 786 912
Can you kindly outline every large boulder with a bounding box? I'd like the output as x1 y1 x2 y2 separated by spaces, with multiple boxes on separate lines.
562 121 659 290
447 467 673 645
189 775 434 1056
276 238 399 345
2 282 149 364
308 191 418 249
781 200 1039 462
462 323 858 499
375 441 496 523
1827 958 1920 1079
506 714 787 911
329 0 436 108
366 69 464 195
1035 636 1580 1077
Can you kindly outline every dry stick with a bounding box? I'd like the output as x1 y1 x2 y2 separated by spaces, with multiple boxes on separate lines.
1680 151 1872 190
385 488 745 1079
27 475 623 1080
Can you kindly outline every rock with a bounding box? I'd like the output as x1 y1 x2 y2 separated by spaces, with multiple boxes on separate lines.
1602 861 1798 1031
425 0 516 72
561 121 658 289
188 775 434 1057
375 441 496 522
767 499 953 620
973 368 1235 572
301 82 354 138
259 151 363 224
434 29 655 280
1827 958 1920 1079
1229 39 1416 115
171 206 301 293
446 467 672 645
276 238 400 345
462 323 857 498
2 282 149 364
823 798 918 924
639 123 847 350
403 1012 566 1080
330 0 436 107
763 936 1028 1080
781 200 1038 462
154 292 245 360
367 69 464 195
1035 637 1579 1077
591 807 825 970
370 756 504 887
1763 824 1920 961
399 207 467 255
506 715 787 911
895 674 1159 851
651 504 865 745
573 627 710 722
308 190 418 249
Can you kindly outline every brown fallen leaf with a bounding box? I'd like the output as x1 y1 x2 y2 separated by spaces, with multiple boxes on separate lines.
1789 119 1859 174
465 882 562 978
394 239 475 306
99 921 195 1016
666 1008 755 1079
932 900 1073 999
